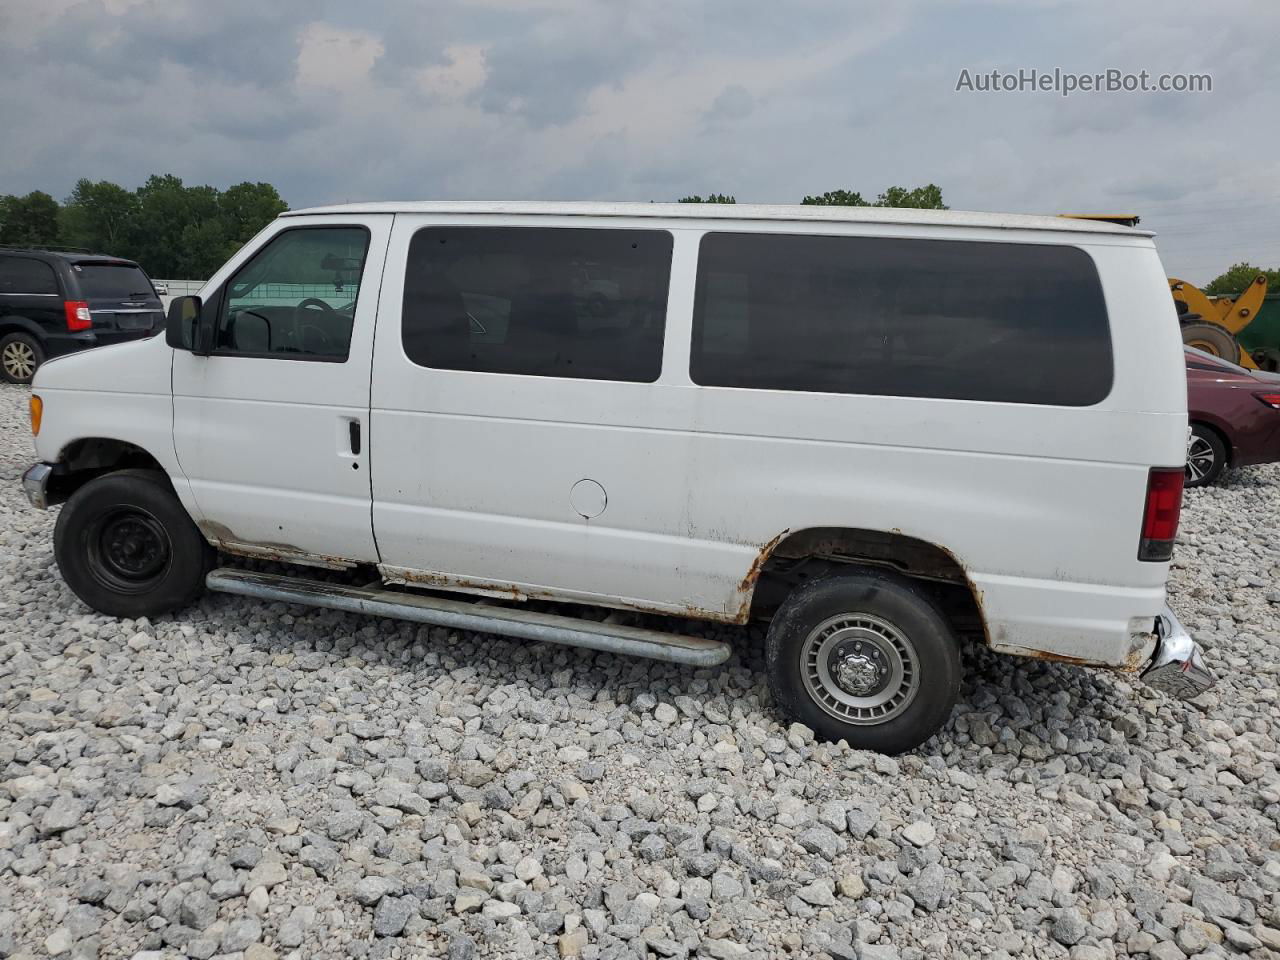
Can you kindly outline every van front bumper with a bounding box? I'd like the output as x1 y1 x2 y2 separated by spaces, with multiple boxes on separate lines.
1140 605 1215 699
21 463 53 510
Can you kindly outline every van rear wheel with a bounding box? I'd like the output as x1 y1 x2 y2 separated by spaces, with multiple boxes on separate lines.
766 569 961 754
54 469 215 618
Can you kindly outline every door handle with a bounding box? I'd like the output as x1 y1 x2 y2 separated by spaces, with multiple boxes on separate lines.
348 420 362 456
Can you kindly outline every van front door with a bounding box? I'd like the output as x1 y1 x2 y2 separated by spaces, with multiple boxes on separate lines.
171 216 391 565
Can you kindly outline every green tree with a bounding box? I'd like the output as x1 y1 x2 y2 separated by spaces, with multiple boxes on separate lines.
678 194 736 203
6 174 289 277
59 179 139 254
1204 262 1280 296
801 189 868 206
133 175 224 278
802 184 948 209
219 181 288 245
175 219 237 278
873 184 947 209
0 191 63 246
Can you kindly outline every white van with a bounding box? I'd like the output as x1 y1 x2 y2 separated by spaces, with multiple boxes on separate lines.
20 202 1212 753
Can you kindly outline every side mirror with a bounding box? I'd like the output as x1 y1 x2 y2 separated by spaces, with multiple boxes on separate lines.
165 296 213 355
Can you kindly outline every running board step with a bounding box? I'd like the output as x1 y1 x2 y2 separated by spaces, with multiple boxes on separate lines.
206 568 733 668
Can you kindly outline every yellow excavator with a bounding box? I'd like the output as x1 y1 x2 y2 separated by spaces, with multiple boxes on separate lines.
1168 274 1268 370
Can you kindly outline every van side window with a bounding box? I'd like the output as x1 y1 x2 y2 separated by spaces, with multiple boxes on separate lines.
214 227 370 361
401 227 672 383
0 257 59 296
690 233 1113 405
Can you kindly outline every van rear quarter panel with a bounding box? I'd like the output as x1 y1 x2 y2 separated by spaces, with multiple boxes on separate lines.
372 217 1184 667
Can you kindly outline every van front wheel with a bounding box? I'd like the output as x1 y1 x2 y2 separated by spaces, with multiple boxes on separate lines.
766 570 961 754
54 469 215 618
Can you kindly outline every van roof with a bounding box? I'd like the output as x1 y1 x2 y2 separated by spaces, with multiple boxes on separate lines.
281 201 1155 237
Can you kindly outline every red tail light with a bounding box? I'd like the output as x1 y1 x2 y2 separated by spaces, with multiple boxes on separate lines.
1256 393 1280 410
1139 468 1183 561
64 300 92 332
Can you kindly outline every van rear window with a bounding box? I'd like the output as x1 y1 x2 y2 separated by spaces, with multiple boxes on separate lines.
690 233 1113 405
401 227 672 383
73 263 155 300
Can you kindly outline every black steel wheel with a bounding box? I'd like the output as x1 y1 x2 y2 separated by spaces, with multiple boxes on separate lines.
54 469 215 617
84 506 173 594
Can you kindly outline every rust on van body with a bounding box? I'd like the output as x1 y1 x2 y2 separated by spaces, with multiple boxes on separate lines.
990 639 1149 672
731 529 791 623
388 567 528 602
197 520 356 570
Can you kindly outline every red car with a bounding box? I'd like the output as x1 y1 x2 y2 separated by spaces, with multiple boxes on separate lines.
1185 346 1280 486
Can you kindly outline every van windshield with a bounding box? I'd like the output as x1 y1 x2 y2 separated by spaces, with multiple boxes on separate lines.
73 263 156 300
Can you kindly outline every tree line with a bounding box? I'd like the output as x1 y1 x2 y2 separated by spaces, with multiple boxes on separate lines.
678 184 949 209
0 176 288 279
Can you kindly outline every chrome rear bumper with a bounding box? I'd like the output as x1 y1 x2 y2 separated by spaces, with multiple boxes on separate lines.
1140 605 1215 699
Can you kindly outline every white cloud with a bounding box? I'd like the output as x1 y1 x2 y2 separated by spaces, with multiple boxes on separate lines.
295 22 384 91
416 44 487 101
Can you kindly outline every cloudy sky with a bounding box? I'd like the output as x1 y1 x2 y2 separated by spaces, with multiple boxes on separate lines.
1 0 1277 283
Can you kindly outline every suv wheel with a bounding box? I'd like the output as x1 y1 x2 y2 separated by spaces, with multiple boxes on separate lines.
54 469 215 618
766 569 962 754
0 332 43 384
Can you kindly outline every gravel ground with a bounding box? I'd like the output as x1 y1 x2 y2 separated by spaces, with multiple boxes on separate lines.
1 379 1279 960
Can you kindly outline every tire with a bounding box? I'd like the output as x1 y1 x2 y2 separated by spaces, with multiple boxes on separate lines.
766 569 961 754
0 331 44 384
1180 322 1239 361
1185 424 1227 488
54 469 215 618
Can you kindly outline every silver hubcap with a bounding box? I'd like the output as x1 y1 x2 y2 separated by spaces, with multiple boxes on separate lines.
800 613 921 725
1186 434 1215 482
2 341 35 379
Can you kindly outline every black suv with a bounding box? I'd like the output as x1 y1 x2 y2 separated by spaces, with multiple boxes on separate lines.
0 248 165 384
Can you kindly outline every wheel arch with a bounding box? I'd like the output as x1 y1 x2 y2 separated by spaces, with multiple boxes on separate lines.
45 436 171 507
745 526 989 647
0 315 47 339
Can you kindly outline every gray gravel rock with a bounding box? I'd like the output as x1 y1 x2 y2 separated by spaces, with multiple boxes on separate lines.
372 895 416 937
180 890 219 931
39 795 86 835
220 916 261 952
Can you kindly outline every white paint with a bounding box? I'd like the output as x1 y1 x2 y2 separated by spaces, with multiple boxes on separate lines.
31 203 1187 669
